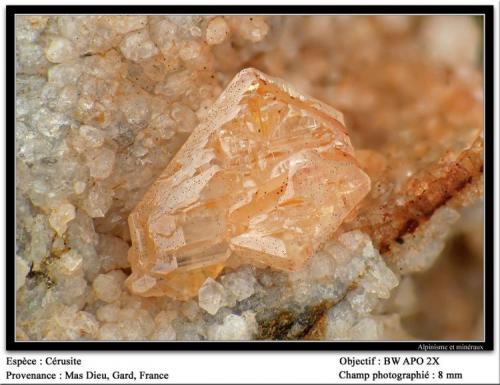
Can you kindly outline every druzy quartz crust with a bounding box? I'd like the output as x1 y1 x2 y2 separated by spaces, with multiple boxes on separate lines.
127 68 371 299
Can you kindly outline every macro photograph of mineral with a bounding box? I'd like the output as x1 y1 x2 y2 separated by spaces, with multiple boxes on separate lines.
14 14 485 342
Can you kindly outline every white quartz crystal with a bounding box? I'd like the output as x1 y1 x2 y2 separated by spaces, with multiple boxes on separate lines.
28 214 54 268
59 250 83 275
119 28 158 62
45 37 78 63
15 256 30 291
82 184 113 218
96 303 121 323
48 202 76 236
105 16 148 35
208 312 257 340
198 278 228 315
152 311 177 340
205 17 230 45
87 147 116 180
92 270 126 303
220 267 256 301
77 125 105 149
180 300 200 321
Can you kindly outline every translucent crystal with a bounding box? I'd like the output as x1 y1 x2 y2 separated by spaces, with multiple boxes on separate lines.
208 313 256 340
59 249 83 275
48 202 76 236
29 214 54 269
170 103 198 133
349 317 380 340
148 18 177 57
205 17 230 45
119 28 159 62
179 40 202 62
180 300 200 321
87 147 116 180
16 16 49 43
53 306 99 340
92 270 126 303
198 278 228 315
17 42 49 74
152 311 177 340
98 323 124 340
232 16 269 43
45 37 78 63
103 15 148 35
57 276 87 304
73 125 105 151
30 107 72 139
127 68 370 299
96 303 121 323
153 322 176 341
97 234 130 272
16 256 30 291
47 63 83 89
82 184 113 218
220 267 256 301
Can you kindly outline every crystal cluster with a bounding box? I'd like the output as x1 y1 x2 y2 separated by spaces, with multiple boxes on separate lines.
15 15 483 341
126 68 371 299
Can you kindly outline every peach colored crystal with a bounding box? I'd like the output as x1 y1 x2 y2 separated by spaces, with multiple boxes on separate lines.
126 68 371 300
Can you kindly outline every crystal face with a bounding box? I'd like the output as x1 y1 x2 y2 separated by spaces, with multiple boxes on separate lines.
126 68 371 300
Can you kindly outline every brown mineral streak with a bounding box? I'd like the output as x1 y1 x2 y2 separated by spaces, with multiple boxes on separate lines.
289 137 483 341
353 135 483 257
256 299 337 340
126 68 371 299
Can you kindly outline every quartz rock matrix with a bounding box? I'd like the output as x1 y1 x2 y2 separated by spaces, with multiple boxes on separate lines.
15 15 484 341
127 68 370 300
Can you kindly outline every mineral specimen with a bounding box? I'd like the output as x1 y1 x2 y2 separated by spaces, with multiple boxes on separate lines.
15 15 484 342
126 68 371 299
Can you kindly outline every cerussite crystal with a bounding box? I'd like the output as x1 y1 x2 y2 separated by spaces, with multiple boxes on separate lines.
126 68 371 299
